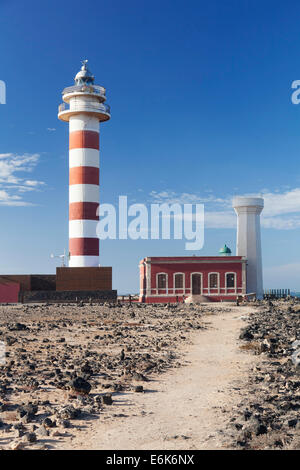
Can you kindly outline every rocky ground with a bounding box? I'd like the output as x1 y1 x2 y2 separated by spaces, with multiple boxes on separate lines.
1 299 300 451
0 301 205 450
226 299 300 450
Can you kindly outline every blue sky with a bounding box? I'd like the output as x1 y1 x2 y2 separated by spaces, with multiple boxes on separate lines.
1 0 300 293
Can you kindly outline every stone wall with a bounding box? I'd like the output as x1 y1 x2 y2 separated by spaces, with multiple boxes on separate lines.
21 289 117 303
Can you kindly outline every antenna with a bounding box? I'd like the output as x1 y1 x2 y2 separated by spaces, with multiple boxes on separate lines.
50 248 69 267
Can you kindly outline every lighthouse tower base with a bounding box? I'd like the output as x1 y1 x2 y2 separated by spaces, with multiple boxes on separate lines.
0 268 117 303
56 266 112 291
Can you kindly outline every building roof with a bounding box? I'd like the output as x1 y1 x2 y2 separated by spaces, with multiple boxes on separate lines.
140 256 246 264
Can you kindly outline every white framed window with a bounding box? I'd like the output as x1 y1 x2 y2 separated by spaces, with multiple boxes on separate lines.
156 272 168 291
225 272 236 291
208 272 219 293
174 272 185 292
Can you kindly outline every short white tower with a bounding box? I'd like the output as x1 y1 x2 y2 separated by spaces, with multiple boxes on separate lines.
232 197 264 299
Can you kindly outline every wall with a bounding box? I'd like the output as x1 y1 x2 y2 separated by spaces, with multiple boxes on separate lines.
22 289 117 303
0 280 20 303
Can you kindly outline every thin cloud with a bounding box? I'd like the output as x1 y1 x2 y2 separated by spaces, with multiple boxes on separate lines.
0 153 45 206
148 188 300 230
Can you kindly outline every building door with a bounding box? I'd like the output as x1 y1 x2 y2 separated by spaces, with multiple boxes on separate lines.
191 273 201 295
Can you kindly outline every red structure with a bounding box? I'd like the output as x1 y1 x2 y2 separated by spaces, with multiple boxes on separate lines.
0 278 20 303
139 256 247 303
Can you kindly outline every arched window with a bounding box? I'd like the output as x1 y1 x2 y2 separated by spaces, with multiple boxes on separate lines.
174 273 184 289
226 273 236 288
209 273 219 289
157 273 167 289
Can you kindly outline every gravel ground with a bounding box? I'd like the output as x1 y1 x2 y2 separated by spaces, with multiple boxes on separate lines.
1 299 299 450
0 301 205 450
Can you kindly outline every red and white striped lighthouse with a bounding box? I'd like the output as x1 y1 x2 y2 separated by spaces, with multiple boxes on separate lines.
58 60 110 267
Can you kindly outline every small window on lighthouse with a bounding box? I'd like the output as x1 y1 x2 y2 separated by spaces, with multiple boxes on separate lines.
157 274 167 289
226 273 235 288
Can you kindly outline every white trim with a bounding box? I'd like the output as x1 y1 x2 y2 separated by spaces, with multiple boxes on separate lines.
146 261 151 296
242 262 247 294
208 272 220 294
156 272 168 294
147 293 241 297
190 272 203 295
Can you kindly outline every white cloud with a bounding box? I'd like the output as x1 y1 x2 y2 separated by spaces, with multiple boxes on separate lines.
260 188 300 217
0 153 44 206
149 190 227 206
204 211 236 229
148 187 300 230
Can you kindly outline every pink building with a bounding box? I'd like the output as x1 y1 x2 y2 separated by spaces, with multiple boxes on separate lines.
139 252 246 303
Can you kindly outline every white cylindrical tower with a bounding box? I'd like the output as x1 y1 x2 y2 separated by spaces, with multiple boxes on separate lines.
232 197 264 299
58 60 110 267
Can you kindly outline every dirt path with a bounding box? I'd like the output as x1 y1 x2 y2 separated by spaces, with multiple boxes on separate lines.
57 305 258 450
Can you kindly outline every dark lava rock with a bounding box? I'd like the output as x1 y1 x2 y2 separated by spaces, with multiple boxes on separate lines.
58 419 71 428
18 402 38 419
102 393 113 405
239 328 254 341
8 323 28 331
56 405 81 420
43 417 56 428
24 432 37 443
80 362 93 376
69 376 91 395
288 418 298 428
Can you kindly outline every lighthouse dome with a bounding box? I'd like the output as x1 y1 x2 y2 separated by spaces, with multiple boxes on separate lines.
74 60 94 85
219 244 232 256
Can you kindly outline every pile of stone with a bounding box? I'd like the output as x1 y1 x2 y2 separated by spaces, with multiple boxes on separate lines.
228 299 300 449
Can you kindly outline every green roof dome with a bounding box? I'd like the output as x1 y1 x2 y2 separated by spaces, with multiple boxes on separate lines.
219 244 232 255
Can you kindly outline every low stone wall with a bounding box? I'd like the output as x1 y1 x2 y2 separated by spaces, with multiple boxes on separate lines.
21 289 117 303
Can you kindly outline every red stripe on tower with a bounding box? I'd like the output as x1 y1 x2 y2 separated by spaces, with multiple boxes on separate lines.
69 130 99 150
69 238 99 256
69 202 99 221
69 167 99 185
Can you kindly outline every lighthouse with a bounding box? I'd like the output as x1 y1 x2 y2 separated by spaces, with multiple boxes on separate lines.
232 197 264 299
58 60 110 267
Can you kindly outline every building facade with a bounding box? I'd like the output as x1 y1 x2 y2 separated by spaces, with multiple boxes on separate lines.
139 256 247 303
